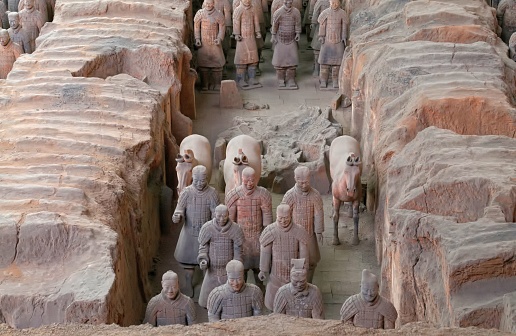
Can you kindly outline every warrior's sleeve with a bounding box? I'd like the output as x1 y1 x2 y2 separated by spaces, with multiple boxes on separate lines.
311 1 321 24
143 296 160 326
254 8 261 34
217 11 226 41
174 188 189 215
271 9 281 34
340 295 360 324
259 188 273 226
272 285 289 314
261 0 268 13
13 42 23 59
379 297 398 329
299 240 309 266
313 191 324 234
225 188 239 222
233 6 242 35
259 225 275 272
185 296 198 325
281 189 294 208
198 223 211 264
251 285 264 316
207 286 224 322
318 9 328 36
270 0 280 25
341 9 348 41
294 8 302 34
194 10 203 40
224 0 232 26
208 188 220 219
311 285 325 319
308 0 316 20
232 224 245 262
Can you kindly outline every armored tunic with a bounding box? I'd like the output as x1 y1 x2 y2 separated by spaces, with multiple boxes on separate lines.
340 294 398 329
225 185 272 270
271 6 301 68
19 8 44 53
8 26 31 54
207 282 264 321
194 7 226 68
215 0 232 27
498 0 516 42
0 40 22 79
259 222 309 310
270 0 302 24
233 0 267 37
282 185 324 267
173 185 219 265
144 292 197 326
273 283 324 319
197 219 244 307
318 7 348 65
310 0 329 50
233 3 261 64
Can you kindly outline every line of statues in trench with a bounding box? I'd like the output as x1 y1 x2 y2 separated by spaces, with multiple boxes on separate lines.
0 0 51 78
193 0 348 90
143 133 398 329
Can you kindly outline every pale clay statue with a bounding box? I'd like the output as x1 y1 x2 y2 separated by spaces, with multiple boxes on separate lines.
340 269 398 329
317 0 348 88
198 204 245 308
7 12 31 54
172 165 219 297
270 0 301 89
207 259 264 321
18 0 48 23
310 0 329 76
259 203 309 310
223 134 262 193
273 258 324 319
497 0 516 43
225 166 272 291
509 32 516 60
281 166 324 282
232 0 262 88
144 271 197 326
329 135 362 246
176 134 212 195
0 28 22 79
194 0 226 91
18 0 44 53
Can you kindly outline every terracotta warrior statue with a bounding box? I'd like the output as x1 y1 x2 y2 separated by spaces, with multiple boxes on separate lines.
144 271 197 326
172 165 219 297
258 203 309 310
270 0 301 89
317 0 348 88
232 0 262 88
225 166 272 291
207 259 264 321
18 0 48 23
498 0 516 43
18 0 44 53
281 166 323 282
194 0 226 91
7 12 31 53
340 269 398 329
310 0 329 76
0 2 8 29
0 28 22 79
273 258 324 319
198 204 245 308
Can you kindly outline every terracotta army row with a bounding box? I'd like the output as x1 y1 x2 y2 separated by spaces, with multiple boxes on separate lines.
193 0 349 91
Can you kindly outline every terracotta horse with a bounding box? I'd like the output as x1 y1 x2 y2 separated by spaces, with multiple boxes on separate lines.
176 134 212 195
329 135 362 245
223 134 261 193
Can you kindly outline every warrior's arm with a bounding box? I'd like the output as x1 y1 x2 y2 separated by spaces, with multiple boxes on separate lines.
194 13 202 40
207 288 223 322
272 288 288 314
224 0 232 25
341 13 348 41
254 10 261 34
143 297 159 326
259 242 272 273
312 287 325 319
218 18 226 41
186 298 198 325
314 194 324 234
252 287 264 316
233 10 241 35
261 191 273 226
299 241 309 266
295 9 302 34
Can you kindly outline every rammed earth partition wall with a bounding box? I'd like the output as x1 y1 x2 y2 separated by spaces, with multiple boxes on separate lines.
343 0 516 330
0 0 193 328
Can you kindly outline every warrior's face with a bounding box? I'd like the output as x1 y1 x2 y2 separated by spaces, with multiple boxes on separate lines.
295 172 310 192
192 172 207 191
361 281 379 303
228 274 245 292
8 15 20 29
277 206 291 228
242 0 252 7
291 271 307 293
162 279 180 300
284 0 293 9
215 206 229 227
329 0 339 10
204 0 215 11
26 0 35 10
242 171 255 191
0 30 10 46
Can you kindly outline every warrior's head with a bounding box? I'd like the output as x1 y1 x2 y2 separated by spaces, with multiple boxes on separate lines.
226 260 245 293
290 258 308 293
360 269 379 303
161 270 180 300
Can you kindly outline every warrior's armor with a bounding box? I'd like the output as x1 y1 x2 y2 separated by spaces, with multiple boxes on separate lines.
498 0 516 42
273 283 324 319
18 7 44 53
225 185 272 270
310 0 329 51
18 0 48 22
0 39 22 79
233 3 261 64
144 293 197 326
259 221 309 309
270 0 302 24
207 282 263 321
197 218 244 307
8 25 31 54
272 6 301 45
340 294 398 329
173 184 219 265
194 7 226 68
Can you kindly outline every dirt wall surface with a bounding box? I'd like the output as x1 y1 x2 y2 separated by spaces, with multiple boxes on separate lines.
342 0 516 330
0 0 191 328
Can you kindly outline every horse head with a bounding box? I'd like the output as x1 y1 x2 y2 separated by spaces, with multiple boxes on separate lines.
176 149 197 195
232 148 249 189
344 152 361 198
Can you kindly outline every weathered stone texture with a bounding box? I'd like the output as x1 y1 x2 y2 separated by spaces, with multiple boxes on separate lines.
0 0 192 329
343 0 516 330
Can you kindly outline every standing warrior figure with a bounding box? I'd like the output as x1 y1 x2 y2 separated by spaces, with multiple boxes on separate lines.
212 0 232 60
258 203 309 310
172 165 219 297
18 0 44 53
207 260 264 321
270 0 301 89
0 29 22 79
497 0 516 43
225 166 272 291
310 0 329 76
233 0 262 88
317 0 348 88
18 0 48 23
144 271 197 326
7 12 31 53
340 269 398 329
197 204 245 308
194 0 226 92
281 166 323 282
273 258 324 319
